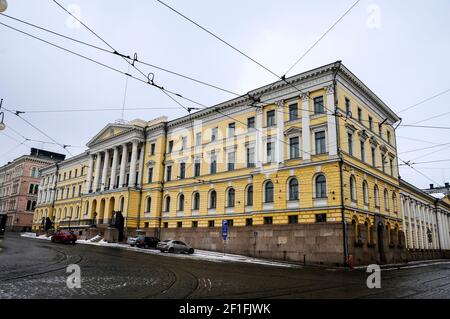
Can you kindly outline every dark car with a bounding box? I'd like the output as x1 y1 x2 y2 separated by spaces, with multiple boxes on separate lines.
51 230 77 244
135 236 160 249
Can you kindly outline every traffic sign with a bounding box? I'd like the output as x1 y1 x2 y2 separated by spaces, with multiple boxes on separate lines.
222 220 228 241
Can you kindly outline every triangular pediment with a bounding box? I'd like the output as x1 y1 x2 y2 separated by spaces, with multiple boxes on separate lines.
284 126 302 136
86 123 136 147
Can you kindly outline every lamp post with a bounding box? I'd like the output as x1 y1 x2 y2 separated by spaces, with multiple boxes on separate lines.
0 0 8 13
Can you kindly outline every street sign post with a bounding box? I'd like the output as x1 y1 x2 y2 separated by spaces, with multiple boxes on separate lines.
222 220 228 256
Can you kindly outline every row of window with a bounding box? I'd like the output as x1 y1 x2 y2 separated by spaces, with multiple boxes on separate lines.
156 175 328 213
58 167 84 182
160 213 328 229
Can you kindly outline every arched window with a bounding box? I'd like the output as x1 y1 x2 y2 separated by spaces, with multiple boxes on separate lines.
178 194 185 211
209 190 217 209
264 181 274 203
119 196 125 212
145 196 151 213
26 200 32 211
315 174 327 198
57 208 61 221
374 185 380 207
392 193 398 213
363 181 369 205
69 207 73 219
31 201 36 211
85 201 89 215
288 178 299 201
193 192 200 210
227 188 235 207
75 206 79 219
165 196 171 212
350 176 356 201
384 189 389 211
246 185 253 206
64 207 67 219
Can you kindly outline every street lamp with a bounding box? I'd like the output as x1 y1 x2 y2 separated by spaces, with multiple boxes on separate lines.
0 0 8 13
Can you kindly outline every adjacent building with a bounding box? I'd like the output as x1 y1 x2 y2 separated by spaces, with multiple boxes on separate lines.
32 62 450 265
0 148 65 231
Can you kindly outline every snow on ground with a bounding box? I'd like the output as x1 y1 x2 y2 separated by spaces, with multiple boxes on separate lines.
20 233 300 269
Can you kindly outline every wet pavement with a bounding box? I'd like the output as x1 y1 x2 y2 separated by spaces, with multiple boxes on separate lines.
1 233 449 299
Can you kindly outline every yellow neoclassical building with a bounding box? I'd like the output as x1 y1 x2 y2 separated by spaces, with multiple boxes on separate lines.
33 62 450 266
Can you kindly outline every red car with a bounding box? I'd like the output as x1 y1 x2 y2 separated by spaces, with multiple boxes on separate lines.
51 230 77 244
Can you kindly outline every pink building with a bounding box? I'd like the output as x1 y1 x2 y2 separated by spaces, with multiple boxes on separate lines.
0 148 65 231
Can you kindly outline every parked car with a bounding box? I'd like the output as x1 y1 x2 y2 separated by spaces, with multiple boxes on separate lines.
127 236 138 246
157 239 194 254
51 230 77 244
135 236 160 249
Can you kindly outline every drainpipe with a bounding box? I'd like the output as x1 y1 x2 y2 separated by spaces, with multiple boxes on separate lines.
136 126 148 230
333 61 349 266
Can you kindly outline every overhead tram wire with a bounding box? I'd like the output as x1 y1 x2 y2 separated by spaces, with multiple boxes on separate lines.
0 21 207 111
284 0 361 76
397 88 450 114
0 12 240 97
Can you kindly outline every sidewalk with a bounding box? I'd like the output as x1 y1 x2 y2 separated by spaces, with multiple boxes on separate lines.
353 259 450 271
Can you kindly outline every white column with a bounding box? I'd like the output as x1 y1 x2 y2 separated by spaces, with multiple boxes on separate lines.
407 198 414 249
128 140 139 187
326 85 337 156
437 211 444 249
400 196 407 247
424 206 430 250
118 143 128 188
92 152 102 193
444 213 450 250
413 202 420 249
255 108 263 169
432 209 438 250
301 93 311 161
418 204 425 249
137 143 145 187
85 154 94 193
109 147 119 190
276 100 285 165
100 149 110 192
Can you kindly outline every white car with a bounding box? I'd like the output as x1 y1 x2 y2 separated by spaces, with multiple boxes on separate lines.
157 239 194 254
127 236 138 246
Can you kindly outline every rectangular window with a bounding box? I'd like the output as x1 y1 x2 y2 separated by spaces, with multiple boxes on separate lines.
315 213 327 223
266 110 275 127
210 154 217 174
195 132 202 146
166 165 172 182
208 220 215 227
247 117 255 130
390 158 394 176
150 143 156 155
78 185 82 196
315 131 326 155
288 215 298 224
360 140 365 162
264 216 273 225
179 163 186 179
289 137 300 159
345 97 351 115
348 133 353 156
371 147 376 167
246 218 253 226
181 137 187 151
266 141 274 163
192 221 198 228
228 123 236 137
368 116 373 131
148 167 153 183
382 154 386 173
289 103 298 121
74 169 78 178
177 222 182 228
194 159 201 177
227 151 235 171
358 108 362 123
163 222 168 228
247 147 255 168
387 131 391 145
211 127 218 142
314 96 325 114
168 141 174 153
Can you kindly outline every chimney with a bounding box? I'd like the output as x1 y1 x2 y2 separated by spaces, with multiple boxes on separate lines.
430 184 434 190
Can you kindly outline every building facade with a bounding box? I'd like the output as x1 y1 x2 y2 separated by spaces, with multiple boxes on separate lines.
0 148 65 231
32 62 450 265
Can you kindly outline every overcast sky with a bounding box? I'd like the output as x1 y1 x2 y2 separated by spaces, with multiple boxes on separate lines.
0 0 449 188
